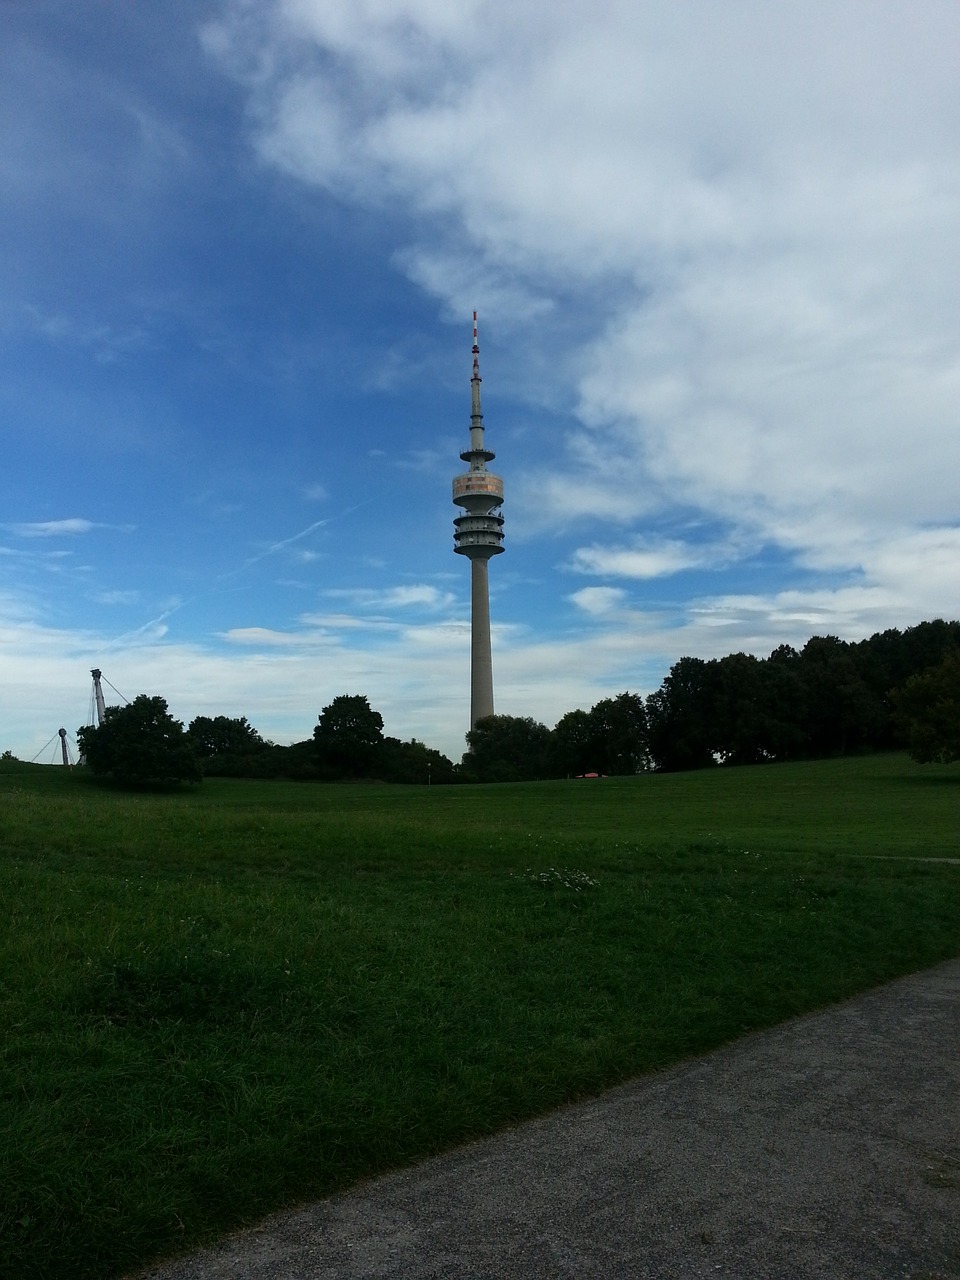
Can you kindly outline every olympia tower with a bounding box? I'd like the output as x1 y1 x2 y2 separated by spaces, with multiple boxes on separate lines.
453 312 505 728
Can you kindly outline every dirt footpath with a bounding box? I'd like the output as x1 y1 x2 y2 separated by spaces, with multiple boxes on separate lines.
132 957 960 1280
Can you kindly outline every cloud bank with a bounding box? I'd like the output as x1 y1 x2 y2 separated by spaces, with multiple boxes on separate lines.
208 0 960 639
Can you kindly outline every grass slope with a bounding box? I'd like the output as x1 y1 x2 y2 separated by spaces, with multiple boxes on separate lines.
1 755 958 1278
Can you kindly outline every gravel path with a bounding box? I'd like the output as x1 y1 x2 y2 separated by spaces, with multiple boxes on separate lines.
131 957 960 1280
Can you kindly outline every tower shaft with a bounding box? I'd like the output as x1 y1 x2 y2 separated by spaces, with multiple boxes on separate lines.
453 312 504 729
470 558 494 725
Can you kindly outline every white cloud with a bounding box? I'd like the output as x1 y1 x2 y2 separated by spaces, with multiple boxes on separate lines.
568 586 626 616
569 538 736 580
386 584 455 609
19 305 149 363
398 246 554 327
7 519 96 537
93 590 141 606
395 448 445 473
5 519 137 539
324 583 456 610
299 612 389 631
221 626 329 647
511 468 652 534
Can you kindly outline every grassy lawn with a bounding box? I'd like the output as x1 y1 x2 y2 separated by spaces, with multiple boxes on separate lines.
1 754 958 1278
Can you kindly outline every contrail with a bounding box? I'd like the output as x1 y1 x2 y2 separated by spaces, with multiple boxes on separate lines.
218 500 375 579
104 600 187 650
102 500 375 647
220 517 332 579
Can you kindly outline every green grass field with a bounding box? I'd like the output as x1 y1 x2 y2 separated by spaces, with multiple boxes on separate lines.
2 754 958 1279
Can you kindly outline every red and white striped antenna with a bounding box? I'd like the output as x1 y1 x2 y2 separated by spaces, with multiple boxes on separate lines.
472 310 481 383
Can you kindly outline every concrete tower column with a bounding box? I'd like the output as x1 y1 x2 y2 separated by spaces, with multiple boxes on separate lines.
470 557 494 724
453 313 504 730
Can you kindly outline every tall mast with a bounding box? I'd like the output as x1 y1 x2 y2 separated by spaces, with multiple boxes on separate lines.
91 669 106 726
470 311 484 444
453 312 505 729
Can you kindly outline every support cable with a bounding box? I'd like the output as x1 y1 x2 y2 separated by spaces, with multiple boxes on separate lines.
101 676 129 704
32 733 59 763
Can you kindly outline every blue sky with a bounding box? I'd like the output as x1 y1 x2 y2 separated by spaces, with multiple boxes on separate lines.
3 0 959 764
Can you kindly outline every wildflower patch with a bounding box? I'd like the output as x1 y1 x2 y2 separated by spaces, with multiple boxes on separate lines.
513 868 599 891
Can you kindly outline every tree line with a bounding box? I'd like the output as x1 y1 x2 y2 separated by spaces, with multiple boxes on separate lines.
466 619 960 780
75 694 458 787
74 619 960 786
643 620 960 771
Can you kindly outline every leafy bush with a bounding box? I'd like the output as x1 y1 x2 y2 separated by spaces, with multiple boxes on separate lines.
77 695 201 787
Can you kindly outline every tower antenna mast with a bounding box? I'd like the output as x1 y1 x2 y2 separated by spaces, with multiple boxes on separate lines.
452 312 505 728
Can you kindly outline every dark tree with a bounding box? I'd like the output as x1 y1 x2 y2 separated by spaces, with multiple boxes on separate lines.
588 692 649 774
314 695 385 778
893 653 960 764
187 715 265 758
462 714 553 782
856 621 960 749
708 652 810 765
551 708 599 776
645 657 719 771
77 695 201 786
186 715 273 777
761 645 810 761
858 620 960 696
797 635 885 756
379 737 457 785
273 738 322 781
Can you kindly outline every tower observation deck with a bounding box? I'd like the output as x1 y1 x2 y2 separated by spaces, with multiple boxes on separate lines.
453 312 504 728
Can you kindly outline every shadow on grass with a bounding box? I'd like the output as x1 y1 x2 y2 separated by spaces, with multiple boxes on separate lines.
895 771 960 789
72 770 200 795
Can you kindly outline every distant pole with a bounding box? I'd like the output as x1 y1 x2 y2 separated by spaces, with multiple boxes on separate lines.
58 727 70 767
452 312 505 729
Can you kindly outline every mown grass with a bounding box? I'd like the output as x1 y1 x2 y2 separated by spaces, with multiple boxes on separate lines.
1 754 958 1279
